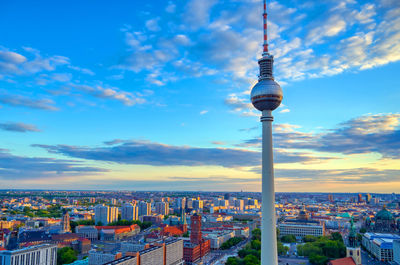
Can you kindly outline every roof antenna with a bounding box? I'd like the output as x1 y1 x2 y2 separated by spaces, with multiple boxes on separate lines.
262 0 269 55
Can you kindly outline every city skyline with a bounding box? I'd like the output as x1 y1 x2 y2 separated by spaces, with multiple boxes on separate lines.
1 0 400 192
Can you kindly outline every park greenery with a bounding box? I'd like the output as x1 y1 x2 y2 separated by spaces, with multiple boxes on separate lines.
220 237 244 250
226 230 346 265
7 205 64 218
57 247 77 265
297 232 346 265
225 228 289 265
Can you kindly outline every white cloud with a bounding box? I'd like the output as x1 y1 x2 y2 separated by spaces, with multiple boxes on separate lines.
145 18 161 32
200 110 208 115
165 1 176 13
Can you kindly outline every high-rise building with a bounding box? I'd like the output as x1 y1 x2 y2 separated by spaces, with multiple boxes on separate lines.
0 244 57 265
186 198 194 209
192 200 203 211
357 194 363 203
121 203 138 221
138 201 151 216
234 199 245 211
155 201 169 216
176 197 186 210
328 194 334 202
365 193 372 203
61 209 71 233
94 205 118 225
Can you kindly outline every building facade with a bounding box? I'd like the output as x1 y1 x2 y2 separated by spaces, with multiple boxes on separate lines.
138 202 151 217
121 203 138 221
278 220 324 238
155 202 169 216
0 244 57 265
94 205 118 225
362 232 400 262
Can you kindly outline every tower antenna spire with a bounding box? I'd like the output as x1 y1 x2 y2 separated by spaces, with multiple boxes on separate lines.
263 0 268 54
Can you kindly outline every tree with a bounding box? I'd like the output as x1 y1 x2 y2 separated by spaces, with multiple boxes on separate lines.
57 247 77 265
303 235 317 242
220 237 244 250
250 240 261 250
330 232 343 243
281 234 296 243
243 254 260 265
252 228 261 241
225 257 240 265
309 254 329 265
359 228 367 234
277 241 289 255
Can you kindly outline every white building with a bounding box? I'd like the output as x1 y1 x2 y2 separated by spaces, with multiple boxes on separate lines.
278 221 324 238
0 244 57 265
394 240 400 265
121 203 138 221
89 250 120 265
362 233 400 262
94 205 118 225
205 231 235 249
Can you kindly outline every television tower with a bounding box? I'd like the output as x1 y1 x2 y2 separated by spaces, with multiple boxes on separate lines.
250 0 283 265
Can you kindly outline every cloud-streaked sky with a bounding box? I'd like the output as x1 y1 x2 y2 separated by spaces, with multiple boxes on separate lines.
1 0 399 192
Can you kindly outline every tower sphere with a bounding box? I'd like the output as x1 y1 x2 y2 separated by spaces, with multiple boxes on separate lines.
251 78 282 111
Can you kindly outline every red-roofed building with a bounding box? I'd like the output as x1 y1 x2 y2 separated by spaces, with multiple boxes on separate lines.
162 225 185 237
96 224 140 241
328 257 357 265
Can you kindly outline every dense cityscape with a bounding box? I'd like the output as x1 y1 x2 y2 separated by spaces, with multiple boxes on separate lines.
1 0 400 264
0 190 399 265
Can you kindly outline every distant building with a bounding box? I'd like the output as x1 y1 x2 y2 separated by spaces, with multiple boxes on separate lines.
0 244 57 265
357 194 363 203
121 203 138 221
142 215 163 225
76 226 98 241
94 205 118 225
138 201 151 216
155 201 169 216
176 198 186 210
192 200 203 211
365 193 372 203
61 209 71 233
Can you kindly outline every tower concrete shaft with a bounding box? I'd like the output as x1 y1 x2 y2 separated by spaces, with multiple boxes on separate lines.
261 109 278 265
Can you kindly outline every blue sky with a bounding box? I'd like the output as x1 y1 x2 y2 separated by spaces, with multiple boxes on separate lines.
0 0 400 192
